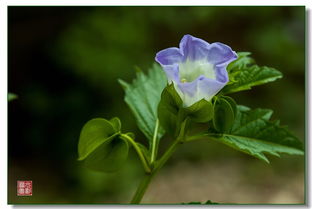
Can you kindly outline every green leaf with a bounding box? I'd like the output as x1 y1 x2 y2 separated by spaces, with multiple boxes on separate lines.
78 118 117 160
215 134 303 163
83 137 129 172
78 118 130 172
118 64 167 148
8 93 18 102
211 105 303 163
213 97 235 133
227 52 254 73
110 117 121 132
184 99 213 123
223 52 282 94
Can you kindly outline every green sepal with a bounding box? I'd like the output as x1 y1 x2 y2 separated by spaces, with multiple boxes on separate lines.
158 83 182 115
213 97 236 133
184 99 213 123
220 96 237 119
158 83 183 135
158 84 215 135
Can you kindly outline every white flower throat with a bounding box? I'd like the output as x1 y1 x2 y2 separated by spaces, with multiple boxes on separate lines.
179 59 216 83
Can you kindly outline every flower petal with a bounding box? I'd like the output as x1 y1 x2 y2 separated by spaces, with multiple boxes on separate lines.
177 75 227 107
197 76 226 102
162 64 180 83
179 34 210 61
176 80 198 107
214 64 229 83
207 42 237 65
155 47 183 65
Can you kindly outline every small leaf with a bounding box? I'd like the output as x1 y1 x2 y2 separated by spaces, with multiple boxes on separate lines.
78 118 117 160
223 52 282 94
213 97 235 133
227 52 254 73
110 117 121 132
184 99 213 123
8 93 18 102
118 64 167 149
83 137 129 172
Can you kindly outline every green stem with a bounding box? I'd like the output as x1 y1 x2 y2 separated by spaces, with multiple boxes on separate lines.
184 132 217 142
130 119 188 204
120 134 151 174
130 173 153 204
131 138 181 204
150 119 160 164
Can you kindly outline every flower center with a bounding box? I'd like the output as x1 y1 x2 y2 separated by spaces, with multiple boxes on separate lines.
179 59 216 83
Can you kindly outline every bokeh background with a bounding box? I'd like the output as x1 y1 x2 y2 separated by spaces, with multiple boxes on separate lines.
8 6 305 204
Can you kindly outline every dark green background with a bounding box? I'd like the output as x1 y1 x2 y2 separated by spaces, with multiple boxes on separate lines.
8 6 305 204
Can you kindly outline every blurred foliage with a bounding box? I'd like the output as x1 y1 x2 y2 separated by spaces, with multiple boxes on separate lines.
8 6 305 203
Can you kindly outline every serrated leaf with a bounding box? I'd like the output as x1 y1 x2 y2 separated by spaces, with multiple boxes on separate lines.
216 135 303 163
210 105 303 163
223 52 282 94
78 118 117 160
227 52 254 73
118 64 167 148
83 137 129 172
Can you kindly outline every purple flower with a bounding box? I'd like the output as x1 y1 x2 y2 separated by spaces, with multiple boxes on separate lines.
155 34 237 107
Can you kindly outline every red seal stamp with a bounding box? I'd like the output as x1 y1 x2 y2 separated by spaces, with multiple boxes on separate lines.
17 180 32 196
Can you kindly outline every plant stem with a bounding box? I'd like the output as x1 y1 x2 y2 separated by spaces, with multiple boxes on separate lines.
130 138 181 203
120 134 151 174
130 173 153 204
131 119 188 204
150 119 160 164
184 132 217 142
